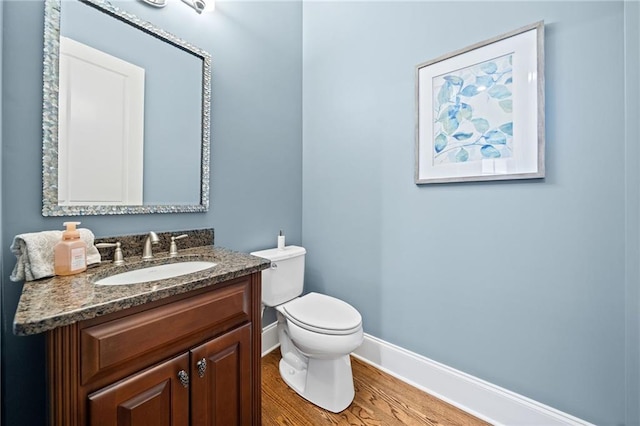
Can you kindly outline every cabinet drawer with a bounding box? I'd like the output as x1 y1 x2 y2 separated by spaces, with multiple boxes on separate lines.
81 280 250 384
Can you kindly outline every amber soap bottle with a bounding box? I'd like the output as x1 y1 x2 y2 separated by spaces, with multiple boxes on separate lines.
54 221 87 276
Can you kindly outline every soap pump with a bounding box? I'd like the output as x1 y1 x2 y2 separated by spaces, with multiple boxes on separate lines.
54 221 87 276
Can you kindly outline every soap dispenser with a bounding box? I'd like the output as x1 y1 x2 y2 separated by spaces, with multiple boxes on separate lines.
54 221 87 276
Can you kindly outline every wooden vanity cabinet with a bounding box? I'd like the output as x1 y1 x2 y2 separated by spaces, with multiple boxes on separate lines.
47 273 262 426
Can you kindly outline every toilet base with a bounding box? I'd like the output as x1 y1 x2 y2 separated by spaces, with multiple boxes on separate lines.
279 353 355 413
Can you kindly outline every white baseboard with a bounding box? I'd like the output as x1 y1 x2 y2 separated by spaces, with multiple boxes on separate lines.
262 321 280 357
352 334 594 426
262 324 593 425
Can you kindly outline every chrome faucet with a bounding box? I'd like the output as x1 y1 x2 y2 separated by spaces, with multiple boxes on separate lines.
142 231 160 261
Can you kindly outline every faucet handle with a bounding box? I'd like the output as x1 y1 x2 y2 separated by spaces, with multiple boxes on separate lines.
96 241 125 265
169 234 189 257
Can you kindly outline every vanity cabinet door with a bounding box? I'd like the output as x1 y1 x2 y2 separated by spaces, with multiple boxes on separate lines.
190 323 252 426
87 353 190 426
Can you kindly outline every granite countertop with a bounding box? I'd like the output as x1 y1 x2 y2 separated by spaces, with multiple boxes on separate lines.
13 245 270 336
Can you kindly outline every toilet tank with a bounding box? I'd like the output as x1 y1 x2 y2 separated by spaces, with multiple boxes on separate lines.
250 246 306 307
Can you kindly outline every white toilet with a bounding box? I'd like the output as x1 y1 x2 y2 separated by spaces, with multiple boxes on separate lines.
251 245 363 413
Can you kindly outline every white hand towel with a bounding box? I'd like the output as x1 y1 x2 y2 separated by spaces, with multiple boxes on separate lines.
10 229 101 282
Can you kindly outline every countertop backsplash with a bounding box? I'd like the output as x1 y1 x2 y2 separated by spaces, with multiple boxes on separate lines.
95 228 214 262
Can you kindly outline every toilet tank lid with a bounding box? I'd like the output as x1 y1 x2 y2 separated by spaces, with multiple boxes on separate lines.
250 245 306 262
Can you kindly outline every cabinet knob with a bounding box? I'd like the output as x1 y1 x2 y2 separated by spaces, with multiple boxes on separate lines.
197 358 207 378
177 369 189 388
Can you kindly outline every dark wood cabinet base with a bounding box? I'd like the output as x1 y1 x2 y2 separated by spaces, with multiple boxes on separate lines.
47 273 262 426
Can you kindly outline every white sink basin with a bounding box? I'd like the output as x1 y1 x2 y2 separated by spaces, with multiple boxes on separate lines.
94 261 217 285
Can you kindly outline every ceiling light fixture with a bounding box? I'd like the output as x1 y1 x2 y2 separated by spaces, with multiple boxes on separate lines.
139 0 167 7
181 0 215 14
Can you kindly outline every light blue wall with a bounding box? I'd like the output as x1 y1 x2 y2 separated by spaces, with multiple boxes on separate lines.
0 1 301 424
624 3 640 425
302 2 636 425
2 1 638 425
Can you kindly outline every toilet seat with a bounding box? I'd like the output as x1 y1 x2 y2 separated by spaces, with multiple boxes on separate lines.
280 292 362 335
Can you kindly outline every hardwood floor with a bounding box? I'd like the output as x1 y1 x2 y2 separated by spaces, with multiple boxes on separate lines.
261 350 491 425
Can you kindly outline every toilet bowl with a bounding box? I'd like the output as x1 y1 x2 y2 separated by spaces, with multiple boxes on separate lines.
250 246 364 413
276 292 363 413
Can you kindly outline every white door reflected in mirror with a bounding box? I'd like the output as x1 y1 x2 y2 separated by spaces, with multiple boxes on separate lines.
58 36 145 206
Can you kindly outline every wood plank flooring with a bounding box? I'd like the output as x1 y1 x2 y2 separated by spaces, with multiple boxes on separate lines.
262 350 491 426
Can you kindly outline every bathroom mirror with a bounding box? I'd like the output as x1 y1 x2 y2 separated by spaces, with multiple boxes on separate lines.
42 0 211 216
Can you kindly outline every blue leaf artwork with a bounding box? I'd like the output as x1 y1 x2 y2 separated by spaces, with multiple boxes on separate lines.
432 53 513 164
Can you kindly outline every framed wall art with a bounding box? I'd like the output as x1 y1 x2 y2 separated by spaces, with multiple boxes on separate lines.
415 21 545 184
